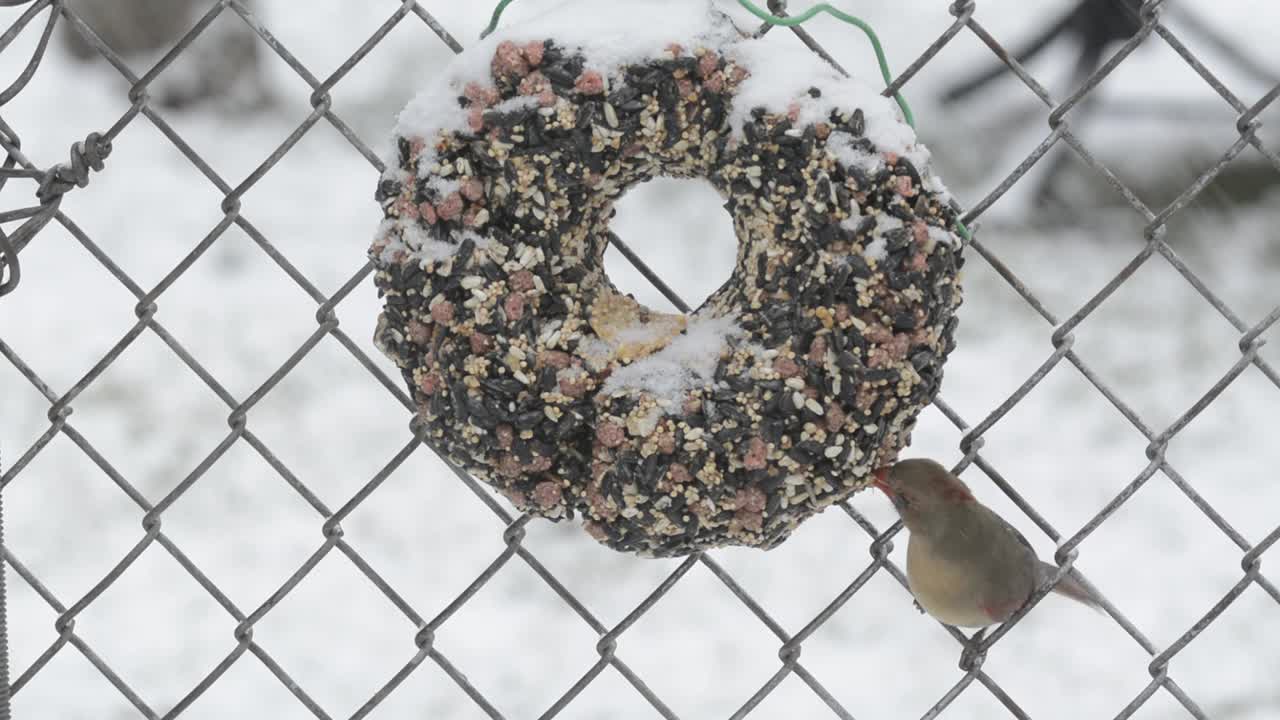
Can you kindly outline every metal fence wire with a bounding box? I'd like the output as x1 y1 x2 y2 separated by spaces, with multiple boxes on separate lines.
2 0 1279 718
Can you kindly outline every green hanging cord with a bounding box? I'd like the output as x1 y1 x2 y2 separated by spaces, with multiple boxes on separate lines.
734 0 914 129
477 0 971 242
481 0 517 39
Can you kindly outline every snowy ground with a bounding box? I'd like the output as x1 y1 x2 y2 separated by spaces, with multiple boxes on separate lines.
2 1 1279 718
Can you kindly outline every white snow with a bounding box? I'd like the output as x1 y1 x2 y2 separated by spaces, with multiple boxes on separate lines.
387 77 468 170
421 176 461 195
489 94 542 114
5 1 1280 719
854 214 903 264
499 0 739 69
600 313 742 407
876 214 904 233
826 130 884 174
928 224 958 248
390 0 956 209
375 218 491 267
391 0 739 168
727 41 927 162
863 236 888 263
727 37 947 184
722 41 959 201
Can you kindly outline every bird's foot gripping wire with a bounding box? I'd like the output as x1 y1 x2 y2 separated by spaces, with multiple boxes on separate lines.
959 628 987 672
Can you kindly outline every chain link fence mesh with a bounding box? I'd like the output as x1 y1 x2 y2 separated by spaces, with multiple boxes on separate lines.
1 0 1278 717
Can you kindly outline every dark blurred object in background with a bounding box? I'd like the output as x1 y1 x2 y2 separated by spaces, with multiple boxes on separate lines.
941 0 1278 212
943 0 1144 208
60 0 272 112
943 0 1144 105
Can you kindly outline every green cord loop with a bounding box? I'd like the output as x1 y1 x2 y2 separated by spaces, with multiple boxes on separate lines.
479 0 971 241
734 0 914 129
480 0 517 39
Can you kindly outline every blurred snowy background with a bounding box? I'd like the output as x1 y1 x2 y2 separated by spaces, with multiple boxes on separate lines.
2 1 1279 718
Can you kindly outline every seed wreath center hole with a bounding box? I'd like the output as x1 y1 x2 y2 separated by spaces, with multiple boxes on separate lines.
606 177 739 315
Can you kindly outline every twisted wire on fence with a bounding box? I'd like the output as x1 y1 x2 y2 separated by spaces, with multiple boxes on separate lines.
0 0 1278 718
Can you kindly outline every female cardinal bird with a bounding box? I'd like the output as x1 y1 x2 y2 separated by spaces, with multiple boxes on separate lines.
873 458 1100 628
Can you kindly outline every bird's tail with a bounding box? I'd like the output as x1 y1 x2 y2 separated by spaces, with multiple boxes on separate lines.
1038 561 1103 613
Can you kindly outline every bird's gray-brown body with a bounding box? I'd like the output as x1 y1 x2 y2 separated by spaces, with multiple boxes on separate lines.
906 502 1039 627
876 458 1100 629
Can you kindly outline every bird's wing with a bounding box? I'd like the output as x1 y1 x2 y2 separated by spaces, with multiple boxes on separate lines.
1007 523 1034 553
979 503 1035 555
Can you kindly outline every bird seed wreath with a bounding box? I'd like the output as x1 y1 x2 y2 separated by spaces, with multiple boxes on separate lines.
371 6 964 557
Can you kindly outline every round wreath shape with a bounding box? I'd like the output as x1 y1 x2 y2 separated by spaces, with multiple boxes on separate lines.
371 2 964 557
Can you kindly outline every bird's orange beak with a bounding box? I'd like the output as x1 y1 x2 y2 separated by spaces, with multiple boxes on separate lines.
871 466 892 496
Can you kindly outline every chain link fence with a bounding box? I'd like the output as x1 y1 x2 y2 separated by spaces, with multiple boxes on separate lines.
1 0 1278 717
